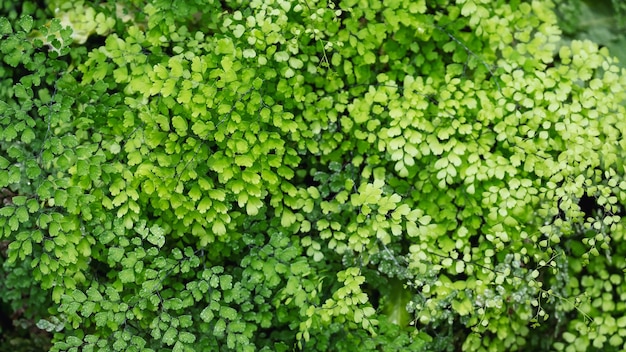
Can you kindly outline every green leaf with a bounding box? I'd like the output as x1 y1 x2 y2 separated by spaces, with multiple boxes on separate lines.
66 336 82 347
452 296 473 316
162 78 177 97
21 127 36 143
0 170 8 187
21 239 32 257
438 237 455 253
119 268 135 283
172 115 188 135
148 225 166 247
113 338 127 351
87 287 103 302
243 49 256 58
48 221 61 236
0 205 15 217
220 275 233 290
26 160 41 179
72 290 87 303
81 301 96 317
200 307 214 322
0 17 12 35
234 154 254 167
216 38 235 55
212 220 226 236
209 155 230 173
178 332 196 344
18 15 33 32
274 51 289 62
213 319 226 337
108 247 124 262
0 155 10 169
162 327 177 345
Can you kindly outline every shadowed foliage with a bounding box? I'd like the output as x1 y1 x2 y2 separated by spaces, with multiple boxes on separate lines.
2 1 626 351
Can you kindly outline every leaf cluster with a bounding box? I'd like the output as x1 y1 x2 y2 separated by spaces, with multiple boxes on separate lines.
2 0 626 351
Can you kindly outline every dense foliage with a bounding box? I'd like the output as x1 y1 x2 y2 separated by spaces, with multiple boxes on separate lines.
2 0 626 351
556 0 626 65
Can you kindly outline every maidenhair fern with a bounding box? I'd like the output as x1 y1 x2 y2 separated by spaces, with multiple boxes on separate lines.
2 0 626 351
